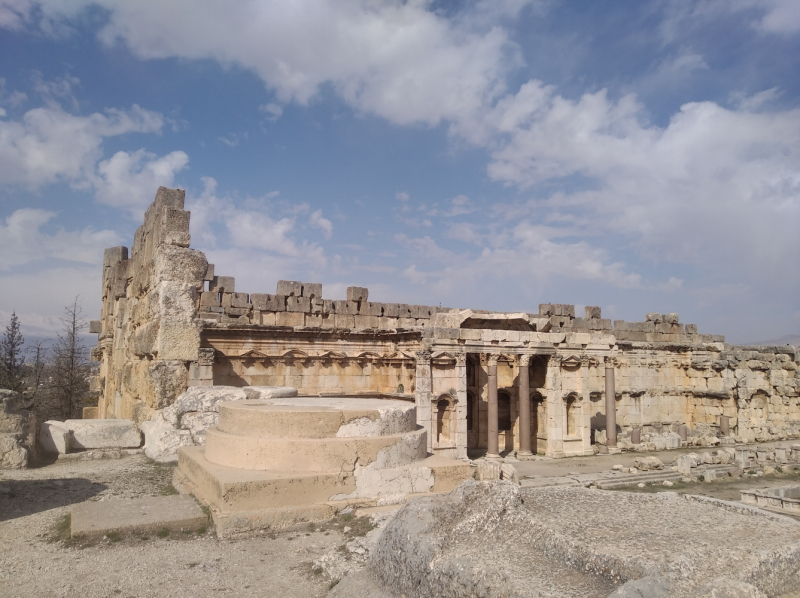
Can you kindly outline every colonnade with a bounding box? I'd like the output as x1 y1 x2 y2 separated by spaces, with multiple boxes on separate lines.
415 350 618 459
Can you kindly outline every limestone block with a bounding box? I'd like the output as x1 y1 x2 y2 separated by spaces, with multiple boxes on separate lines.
332 300 358 315
0 434 28 468
347 286 369 302
83 406 98 419
634 456 663 471
476 460 501 480
224 307 249 317
276 280 302 296
310 298 326 314
154 246 208 287
250 293 285 311
286 296 311 313
664 312 679 324
539 303 554 316
141 419 192 462
148 360 189 410
161 207 191 247
154 185 185 209
156 317 200 361
354 315 379 329
65 419 142 450
155 281 197 318
203 263 215 281
302 282 322 299
382 303 400 318
642 321 655 332
646 312 663 323
199 291 220 307
103 245 128 268
209 275 235 293
276 311 304 327
222 292 249 309
361 302 384 316
89 320 102 333
40 421 73 454
305 313 323 327
585 306 601 319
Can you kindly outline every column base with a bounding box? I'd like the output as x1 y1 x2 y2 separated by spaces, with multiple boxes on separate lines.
607 446 622 455
516 451 535 461
484 453 502 461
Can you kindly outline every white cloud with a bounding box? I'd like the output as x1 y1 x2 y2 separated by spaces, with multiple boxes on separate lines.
259 103 282 121
92 149 189 213
395 191 409 202
0 208 121 270
0 103 166 189
309 209 333 239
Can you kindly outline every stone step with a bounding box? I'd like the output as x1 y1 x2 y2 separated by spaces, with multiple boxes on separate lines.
216 398 416 439
176 446 472 518
204 426 427 471
70 494 207 540
595 471 682 489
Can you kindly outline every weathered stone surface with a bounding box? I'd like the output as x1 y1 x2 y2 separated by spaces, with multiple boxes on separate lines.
0 390 36 468
633 456 663 471
40 421 72 454
65 419 142 450
371 482 800 598
70 494 206 540
347 286 368 302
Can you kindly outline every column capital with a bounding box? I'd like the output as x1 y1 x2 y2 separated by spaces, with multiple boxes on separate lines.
455 352 467 365
518 354 531 367
198 347 216 366
580 354 591 367
605 356 617 368
487 354 500 367
415 350 431 366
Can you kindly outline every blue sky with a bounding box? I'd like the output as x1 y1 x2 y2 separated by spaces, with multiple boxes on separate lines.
0 0 798 344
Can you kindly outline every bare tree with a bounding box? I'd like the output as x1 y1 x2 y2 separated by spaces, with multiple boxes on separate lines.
49 298 90 420
0 311 26 393
24 340 49 408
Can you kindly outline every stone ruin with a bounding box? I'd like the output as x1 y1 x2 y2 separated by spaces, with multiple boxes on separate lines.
88 186 799 464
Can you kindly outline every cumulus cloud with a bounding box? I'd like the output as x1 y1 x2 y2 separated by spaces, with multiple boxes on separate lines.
0 208 121 270
0 102 166 188
309 209 333 239
92 149 189 213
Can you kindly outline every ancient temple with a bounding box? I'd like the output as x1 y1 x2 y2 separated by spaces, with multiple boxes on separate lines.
90 188 800 459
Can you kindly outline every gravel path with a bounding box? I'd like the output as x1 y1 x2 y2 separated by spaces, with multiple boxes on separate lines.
0 453 351 598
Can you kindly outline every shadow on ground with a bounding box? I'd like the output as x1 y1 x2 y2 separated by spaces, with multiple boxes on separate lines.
0 478 107 521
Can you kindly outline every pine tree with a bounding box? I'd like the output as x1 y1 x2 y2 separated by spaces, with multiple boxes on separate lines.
0 311 26 393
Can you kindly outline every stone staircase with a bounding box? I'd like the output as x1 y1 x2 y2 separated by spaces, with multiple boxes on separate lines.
174 396 472 537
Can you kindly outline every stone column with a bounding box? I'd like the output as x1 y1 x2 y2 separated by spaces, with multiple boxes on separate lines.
487 354 500 459
605 356 617 448
517 355 532 457
415 351 433 453
455 353 468 460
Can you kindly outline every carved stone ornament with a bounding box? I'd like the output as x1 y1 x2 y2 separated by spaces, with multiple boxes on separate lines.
561 354 582 368
415 350 431 366
605 356 618 368
198 347 216 365
456 353 467 365
487 354 500 366
518 354 531 367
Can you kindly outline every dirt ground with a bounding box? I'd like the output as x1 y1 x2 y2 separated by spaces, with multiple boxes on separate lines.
0 453 362 598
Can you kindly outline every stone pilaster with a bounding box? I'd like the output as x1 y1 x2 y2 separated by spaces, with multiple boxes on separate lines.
486 354 500 459
455 353 468 460
415 350 433 453
545 355 563 457
517 354 532 457
605 356 617 448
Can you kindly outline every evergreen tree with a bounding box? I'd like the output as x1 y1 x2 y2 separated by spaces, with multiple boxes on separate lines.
0 311 25 393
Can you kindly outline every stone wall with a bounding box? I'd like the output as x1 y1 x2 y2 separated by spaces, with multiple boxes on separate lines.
92 187 207 424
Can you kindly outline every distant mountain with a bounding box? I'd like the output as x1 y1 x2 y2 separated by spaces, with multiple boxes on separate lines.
743 334 800 347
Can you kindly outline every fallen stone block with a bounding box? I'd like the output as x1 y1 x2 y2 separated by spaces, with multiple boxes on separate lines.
70 495 207 540
634 456 664 471
64 419 142 450
40 421 73 454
